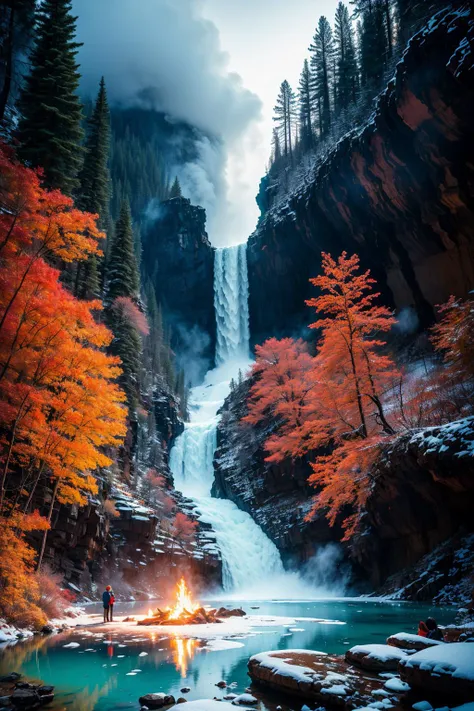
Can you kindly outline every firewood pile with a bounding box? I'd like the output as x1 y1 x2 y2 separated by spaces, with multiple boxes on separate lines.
137 606 246 626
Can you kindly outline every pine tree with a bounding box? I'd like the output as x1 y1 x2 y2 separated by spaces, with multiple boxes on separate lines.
334 3 358 112
79 254 100 301
353 0 388 88
16 0 84 194
169 176 182 198
271 127 282 164
105 200 140 303
273 80 297 159
78 77 111 226
298 59 314 151
309 16 334 138
75 77 111 299
108 298 142 410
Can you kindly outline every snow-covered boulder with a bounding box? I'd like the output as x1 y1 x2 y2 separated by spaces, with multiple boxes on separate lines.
345 644 408 671
399 642 474 701
387 632 444 651
248 649 394 707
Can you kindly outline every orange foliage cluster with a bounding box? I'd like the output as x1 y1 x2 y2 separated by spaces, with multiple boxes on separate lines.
0 145 127 626
245 252 474 540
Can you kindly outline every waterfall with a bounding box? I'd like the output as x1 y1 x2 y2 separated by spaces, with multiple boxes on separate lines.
169 243 284 591
214 245 250 365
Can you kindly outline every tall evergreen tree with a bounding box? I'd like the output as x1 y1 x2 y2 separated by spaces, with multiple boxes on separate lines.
108 300 142 410
78 77 111 225
298 59 314 151
353 0 388 87
16 0 84 194
169 176 182 198
273 79 297 160
334 3 358 112
76 77 111 300
309 16 334 138
105 200 140 303
271 127 282 164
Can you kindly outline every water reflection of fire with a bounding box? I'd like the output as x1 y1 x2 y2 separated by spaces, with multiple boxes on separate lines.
172 636 197 677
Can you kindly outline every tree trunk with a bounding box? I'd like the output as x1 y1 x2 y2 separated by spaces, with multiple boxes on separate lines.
36 478 59 571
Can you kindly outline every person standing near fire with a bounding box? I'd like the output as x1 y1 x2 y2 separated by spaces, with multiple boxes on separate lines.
102 585 112 622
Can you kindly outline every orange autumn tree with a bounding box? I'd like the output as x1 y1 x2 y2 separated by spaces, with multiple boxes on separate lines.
0 145 127 623
244 338 315 460
246 253 399 539
304 253 399 537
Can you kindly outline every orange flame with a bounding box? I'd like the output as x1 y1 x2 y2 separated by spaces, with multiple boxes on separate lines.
167 578 198 620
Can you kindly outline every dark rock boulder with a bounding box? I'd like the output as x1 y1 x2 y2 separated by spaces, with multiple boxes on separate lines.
247 7 474 347
10 690 41 709
138 693 175 709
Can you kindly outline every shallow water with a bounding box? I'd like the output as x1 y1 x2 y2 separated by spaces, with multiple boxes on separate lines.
0 599 454 711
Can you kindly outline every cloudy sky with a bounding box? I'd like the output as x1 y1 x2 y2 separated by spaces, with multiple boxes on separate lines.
76 0 340 246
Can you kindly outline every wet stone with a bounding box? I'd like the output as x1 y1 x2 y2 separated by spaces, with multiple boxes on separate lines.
11 689 41 709
138 694 175 709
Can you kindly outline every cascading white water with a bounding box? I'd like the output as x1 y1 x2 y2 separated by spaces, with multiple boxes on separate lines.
169 243 284 591
214 246 250 365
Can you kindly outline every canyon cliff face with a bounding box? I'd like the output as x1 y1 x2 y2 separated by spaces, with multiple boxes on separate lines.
142 196 216 378
248 7 474 346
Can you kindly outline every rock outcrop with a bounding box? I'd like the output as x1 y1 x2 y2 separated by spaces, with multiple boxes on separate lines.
247 6 474 347
142 196 216 378
353 418 474 589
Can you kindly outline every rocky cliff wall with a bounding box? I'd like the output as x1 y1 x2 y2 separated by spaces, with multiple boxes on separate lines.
247 6 474 346
142 196 216 379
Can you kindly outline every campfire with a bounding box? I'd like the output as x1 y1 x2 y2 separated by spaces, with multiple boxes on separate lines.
138 577 246 626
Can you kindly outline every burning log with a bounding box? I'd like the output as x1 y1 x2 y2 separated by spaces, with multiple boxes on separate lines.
137 578 245 626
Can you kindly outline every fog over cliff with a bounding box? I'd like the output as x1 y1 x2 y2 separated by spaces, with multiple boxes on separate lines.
74 0 262 245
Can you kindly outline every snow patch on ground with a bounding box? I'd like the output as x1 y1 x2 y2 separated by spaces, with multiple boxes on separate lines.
0 620 34 644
